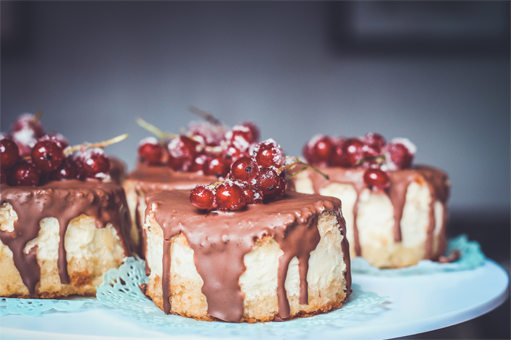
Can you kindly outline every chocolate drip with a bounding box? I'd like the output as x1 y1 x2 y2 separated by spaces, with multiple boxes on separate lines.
108 156 126 185
308 169 365 256
274 214 320 319
305 165 449 259
386 171 418 242
335 211 352 295
0 180 132 295
134 189 145 258
162 239 172 314
146 190 349 322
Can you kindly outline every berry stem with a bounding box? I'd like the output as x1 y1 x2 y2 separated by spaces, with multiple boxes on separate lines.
136 118 176 140
64 133 128 156
283 156 330 180
188 106 223 126
356 154 386 166
30 111 43 127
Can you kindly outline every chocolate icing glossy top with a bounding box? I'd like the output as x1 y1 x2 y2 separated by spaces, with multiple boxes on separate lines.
304 165 450 258
128 164 217 193
0 180 132 295
108 156 126 185
146 190 351 322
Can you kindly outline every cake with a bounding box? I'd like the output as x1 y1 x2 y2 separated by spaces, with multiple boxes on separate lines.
295 133 450 268
0 113 132 298
125 117 261 255
142 190 351 322
137 135 352 322
0 181 132 298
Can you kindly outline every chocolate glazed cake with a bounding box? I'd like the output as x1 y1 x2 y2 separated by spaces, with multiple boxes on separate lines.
142 190 351 323
294 165 450 268
0 180 132 298
123 164 216 255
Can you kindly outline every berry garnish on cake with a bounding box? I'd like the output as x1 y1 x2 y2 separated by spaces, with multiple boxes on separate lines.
296 133 450 269
125 110 266 255
0 113 132 298
141 138 349 322
1 112 128 186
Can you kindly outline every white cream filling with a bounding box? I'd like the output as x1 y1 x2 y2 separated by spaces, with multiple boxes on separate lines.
313 179 437 254
145 210 346 307
0 202 124 269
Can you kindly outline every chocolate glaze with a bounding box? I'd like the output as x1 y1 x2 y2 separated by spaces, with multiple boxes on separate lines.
305 165 449 259
0 180 132 295
108 156 126 185
128 164 217 193
145 190 351 322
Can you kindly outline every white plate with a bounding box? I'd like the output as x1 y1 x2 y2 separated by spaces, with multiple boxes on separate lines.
1 260 508 340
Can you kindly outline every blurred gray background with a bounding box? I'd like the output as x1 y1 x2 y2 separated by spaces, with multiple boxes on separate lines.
1 2 509 338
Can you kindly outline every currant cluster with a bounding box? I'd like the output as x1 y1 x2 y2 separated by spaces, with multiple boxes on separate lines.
303 132 417 191
1 113 115 187
189 139 286 211
137 119 261 179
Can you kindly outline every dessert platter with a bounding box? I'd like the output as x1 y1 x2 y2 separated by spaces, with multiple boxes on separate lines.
0 113 508 339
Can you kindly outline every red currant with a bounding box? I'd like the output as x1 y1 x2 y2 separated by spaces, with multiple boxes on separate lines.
138 137 164 165
187 121 227 146
50 156 77 181
362 132 386 153
39 133 69 149
259 167 286 199
224 144 249 164
77 148 110 179
168 153 185 171
238 122 260 143
305 135 334 165
237 181 264 204
31 140 65 173
11 113 45 138
204 155 230 178
386 139 415 170
254 139 284 168
230 157 259 182
215 181 246 211
227 125 254 151
340 138 364 167
331 139 351 167
167 136 199 171
7 162 40 186
363 168 390 191
190 153 208 173
190 185 216 210
0 169 6 184
15 141 34 158
0 138 20 169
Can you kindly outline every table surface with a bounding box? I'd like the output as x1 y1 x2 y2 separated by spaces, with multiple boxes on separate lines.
1 259 508 340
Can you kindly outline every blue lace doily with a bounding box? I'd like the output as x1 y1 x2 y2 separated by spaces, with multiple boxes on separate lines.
0 296 96 317
97 257 389 337
352 234 485 276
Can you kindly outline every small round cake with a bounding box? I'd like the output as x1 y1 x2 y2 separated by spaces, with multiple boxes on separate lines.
0 180 132 298
297 134 450 268
0 113 133 298
142 190 351 323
